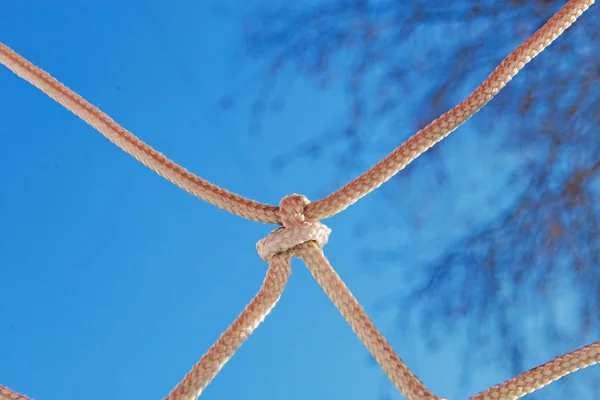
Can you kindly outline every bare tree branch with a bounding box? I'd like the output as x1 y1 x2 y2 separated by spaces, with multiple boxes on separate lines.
226 0 600 396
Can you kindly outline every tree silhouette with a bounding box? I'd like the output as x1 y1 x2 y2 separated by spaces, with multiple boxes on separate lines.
222 0 599 396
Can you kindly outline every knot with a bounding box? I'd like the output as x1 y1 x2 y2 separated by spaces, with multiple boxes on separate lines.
279 194 310 226
257 194 331 262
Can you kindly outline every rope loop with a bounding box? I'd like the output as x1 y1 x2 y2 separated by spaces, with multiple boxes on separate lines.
257 194 331 262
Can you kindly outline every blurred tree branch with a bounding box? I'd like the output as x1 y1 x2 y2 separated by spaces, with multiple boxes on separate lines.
224 0 599 396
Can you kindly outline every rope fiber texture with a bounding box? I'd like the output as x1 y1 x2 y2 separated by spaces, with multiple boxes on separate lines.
1 385 31 400
0 0 596 399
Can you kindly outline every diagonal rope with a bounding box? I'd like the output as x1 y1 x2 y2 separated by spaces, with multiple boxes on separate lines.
0 0 596 399
1 385 31 400
164 252 292 400
0 42 281 225
295 241 442 400
270 194 439 399
0 0 593 227
303 0 595 221
469 340 600 399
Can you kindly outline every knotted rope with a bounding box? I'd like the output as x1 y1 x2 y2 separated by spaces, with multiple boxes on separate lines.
256 195 331 262
0 1 597 399
263 194 437 400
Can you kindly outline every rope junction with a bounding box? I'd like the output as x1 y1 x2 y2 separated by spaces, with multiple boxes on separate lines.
0 1 597 399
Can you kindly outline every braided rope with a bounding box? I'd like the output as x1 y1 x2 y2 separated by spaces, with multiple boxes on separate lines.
295 241 441 400
1 385 31 400
0 43 281 225
303 0 595 221
469 341 600 400
0 0 596 399
164 253 292 400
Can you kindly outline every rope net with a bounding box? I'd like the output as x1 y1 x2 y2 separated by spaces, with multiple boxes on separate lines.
0 1 597 399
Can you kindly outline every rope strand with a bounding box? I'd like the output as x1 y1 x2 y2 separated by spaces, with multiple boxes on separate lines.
0 43 281 225
164 253 292 400
469 340 600 399
1 385 32 400
296 241 442 400
304 0 594 221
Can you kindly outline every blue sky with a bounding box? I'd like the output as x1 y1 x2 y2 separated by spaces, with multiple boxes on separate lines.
0 2 596 400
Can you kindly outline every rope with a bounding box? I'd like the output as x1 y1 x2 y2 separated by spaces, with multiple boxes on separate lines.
469 341 600 400
303 0 595 221
1 385 31 400
295 241 440 399
0 44 281 225
265 194 439 399
164 252 292 400
0 0 596 399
